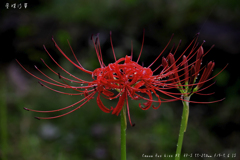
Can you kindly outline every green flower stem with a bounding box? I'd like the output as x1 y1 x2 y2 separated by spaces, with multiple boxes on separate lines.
175 96 190 160
120 105 127 160
0 73 8 160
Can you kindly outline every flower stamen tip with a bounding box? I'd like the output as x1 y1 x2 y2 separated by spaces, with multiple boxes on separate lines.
34 117 40 120
95 37 98 45
23 107 29 111
38 81 44 86
58 72 61 79
179 39 182 45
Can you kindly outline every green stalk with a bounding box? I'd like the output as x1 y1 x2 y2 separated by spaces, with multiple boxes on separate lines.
120 105 127 160
175 96 190 160
0 73 8 160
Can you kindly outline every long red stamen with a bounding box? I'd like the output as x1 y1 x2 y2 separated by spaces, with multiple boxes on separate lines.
136 29 145 63
24 91 96 113
110 31 117 62
34 92 96 119
148 34 174 68
51 38 92 74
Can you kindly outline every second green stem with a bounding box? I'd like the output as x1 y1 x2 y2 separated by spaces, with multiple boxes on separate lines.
175 96 190 160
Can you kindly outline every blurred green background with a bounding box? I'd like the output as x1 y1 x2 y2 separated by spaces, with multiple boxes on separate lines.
0 0 240 160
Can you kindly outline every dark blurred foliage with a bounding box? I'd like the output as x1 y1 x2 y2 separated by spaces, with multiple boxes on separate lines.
0 0 239 160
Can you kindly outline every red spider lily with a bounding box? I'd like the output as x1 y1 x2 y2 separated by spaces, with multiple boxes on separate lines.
161 36 228 102
16 31 211 126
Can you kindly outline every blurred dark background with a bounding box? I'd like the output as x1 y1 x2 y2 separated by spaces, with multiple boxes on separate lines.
0 0 239 160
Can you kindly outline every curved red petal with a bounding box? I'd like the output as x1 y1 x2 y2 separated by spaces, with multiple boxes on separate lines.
112 90 126 115
97 93 112 113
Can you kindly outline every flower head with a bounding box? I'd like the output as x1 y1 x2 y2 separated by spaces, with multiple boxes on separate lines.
161 34 227 102
18 31 223 125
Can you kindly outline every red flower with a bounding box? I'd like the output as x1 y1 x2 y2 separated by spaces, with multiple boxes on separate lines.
161 34 228 102
16 31 196 126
